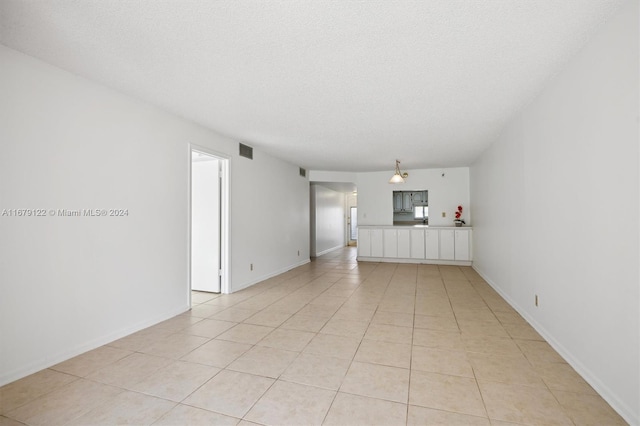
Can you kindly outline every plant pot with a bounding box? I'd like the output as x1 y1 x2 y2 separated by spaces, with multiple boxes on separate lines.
454 221 462 227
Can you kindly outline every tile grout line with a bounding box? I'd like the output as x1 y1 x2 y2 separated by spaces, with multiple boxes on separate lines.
405 263 419 425
224 258 370 424
455 267 493 422
319 261 397 425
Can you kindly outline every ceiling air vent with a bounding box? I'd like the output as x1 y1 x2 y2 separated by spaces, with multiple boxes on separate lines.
239 143 253 159
299 167 306 177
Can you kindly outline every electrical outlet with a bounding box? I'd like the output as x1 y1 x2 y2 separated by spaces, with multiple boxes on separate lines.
250 263 253 271
535 295 538 307
297 250 300 256
442 212 446 217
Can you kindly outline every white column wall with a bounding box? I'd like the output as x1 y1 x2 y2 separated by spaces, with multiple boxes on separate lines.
470 1 639 422
230 150 310 291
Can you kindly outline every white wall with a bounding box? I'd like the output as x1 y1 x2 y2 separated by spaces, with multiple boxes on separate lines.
308 170 358 183
357 167 470 227
231 150 310 291
0 45 309 385
470 1 639 423
310 185 346 256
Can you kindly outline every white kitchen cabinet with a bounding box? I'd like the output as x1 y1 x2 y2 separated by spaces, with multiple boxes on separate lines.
411 191 427 204
371 229 384 257
455 229 471 261
440 229 472 261
439 229 455 260
402 193 413 212
383 229 398 257
409 229 425 259
358 229 371 257
393 192 404 212
393 191 414 212
398 229 411 258
425 229 440 260
357 226 471 266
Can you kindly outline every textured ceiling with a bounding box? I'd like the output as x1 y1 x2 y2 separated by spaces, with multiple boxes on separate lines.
0 0 625 172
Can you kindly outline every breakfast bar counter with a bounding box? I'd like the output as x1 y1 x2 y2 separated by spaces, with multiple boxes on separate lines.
357 225 472 266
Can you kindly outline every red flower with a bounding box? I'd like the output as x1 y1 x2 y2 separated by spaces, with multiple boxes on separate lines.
455 205 463 220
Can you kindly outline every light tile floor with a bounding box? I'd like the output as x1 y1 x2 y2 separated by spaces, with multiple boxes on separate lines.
0 247 627 425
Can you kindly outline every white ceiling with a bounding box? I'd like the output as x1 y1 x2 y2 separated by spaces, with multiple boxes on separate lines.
0 0 625 172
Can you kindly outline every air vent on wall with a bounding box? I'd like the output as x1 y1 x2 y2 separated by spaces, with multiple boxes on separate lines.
239 143 253 159
299 167 306 177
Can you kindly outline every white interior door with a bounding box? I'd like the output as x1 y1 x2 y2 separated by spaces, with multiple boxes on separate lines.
191 153 220 292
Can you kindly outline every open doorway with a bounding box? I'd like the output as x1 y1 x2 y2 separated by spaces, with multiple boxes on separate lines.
309 182 356 256
347 191 358 247
190 147 229 297
348 206 358 246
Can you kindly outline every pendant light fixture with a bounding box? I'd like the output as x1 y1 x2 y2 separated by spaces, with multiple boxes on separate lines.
389 159 408 184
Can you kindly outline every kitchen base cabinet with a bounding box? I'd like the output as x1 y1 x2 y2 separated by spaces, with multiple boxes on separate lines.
398 229 411 258
409 229 424 259
383 229 398 257
359 229 371 257
425 229 439 260
357 226 472 266
455 229 471 261
370 229 384 257
439 230 455 261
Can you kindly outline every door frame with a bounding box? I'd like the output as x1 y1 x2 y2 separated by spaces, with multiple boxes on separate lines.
188 144 231 301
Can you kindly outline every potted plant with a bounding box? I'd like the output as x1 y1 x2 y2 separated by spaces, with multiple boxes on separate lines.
454 205 465 227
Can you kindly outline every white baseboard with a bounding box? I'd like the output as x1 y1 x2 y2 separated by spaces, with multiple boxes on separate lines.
472 264 638 426
0 304 190 387
231 258 311 293
314 245 345 257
